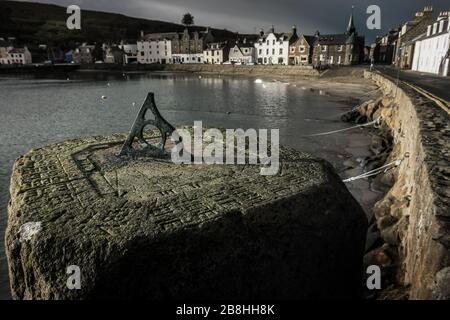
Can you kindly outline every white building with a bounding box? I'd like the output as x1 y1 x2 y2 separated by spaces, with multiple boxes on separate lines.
255 26 298 65
203 42 229 64
4 47 32 65
0 39 13 64
412 11 450 76
228 38 256 64
137 32 176 64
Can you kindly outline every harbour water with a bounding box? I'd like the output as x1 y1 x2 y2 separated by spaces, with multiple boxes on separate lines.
0 71 375 299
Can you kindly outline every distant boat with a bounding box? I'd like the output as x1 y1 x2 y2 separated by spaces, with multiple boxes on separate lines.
254 79 263 84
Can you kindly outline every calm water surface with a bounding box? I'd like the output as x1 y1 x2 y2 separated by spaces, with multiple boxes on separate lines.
0 71 371 299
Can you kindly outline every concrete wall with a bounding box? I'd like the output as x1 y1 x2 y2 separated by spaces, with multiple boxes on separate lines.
364 71 450 299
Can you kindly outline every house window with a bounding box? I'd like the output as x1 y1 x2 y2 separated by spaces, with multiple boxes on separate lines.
279 48 283 54
299 46 305 53
290 47 295 53
300 56 307 62
321 45 327 52
266 49 269 54
272 48 275 55
338 45 343 52
273 40 275 45
259 49 262 54
267 40 270 45
140 52 144 56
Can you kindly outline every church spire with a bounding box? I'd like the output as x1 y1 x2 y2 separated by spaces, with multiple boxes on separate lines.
347 5 356 35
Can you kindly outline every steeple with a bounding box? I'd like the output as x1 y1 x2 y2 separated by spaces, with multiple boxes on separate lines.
346 6 356 35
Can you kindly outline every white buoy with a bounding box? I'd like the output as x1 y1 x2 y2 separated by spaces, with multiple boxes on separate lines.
66 78 70 81
132 102 136 106
198 75 202 79
107 83 111 87
254 79 263 84
101 95 107 100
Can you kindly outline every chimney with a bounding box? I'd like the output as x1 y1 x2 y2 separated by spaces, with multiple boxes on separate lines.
140 30 144 38
292 25 297 35
243 37 247 44
270 25 275 33
259 28 264 37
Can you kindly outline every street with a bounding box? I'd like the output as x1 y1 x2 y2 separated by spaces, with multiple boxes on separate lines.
375 65 450 103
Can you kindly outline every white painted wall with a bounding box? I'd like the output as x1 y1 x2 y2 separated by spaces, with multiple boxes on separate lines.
412 18 450 76
255 33 289 65
137 40 172 64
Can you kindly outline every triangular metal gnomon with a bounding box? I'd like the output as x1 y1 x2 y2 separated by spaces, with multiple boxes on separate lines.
120 92 178 156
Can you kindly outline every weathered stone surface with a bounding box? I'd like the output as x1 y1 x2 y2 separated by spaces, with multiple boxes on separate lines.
362 71 450 300
6 132 367 300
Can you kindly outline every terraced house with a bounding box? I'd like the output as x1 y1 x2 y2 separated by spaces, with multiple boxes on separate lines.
228 38 256 64
394 6 434 69
311 13 365 66
172 28 215 64
412 11 450 76
289 34 316 65
255 26 298 65
138 31 176 64
203 42 230 64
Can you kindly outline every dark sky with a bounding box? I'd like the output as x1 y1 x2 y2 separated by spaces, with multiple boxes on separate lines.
15 0 449 42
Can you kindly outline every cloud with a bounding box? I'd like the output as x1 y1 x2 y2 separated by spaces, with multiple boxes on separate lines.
11 0 450 42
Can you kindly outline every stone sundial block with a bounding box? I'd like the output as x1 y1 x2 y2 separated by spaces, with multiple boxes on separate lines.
6 132 367 299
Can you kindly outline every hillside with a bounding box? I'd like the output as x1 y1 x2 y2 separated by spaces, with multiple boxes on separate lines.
0 0 238 49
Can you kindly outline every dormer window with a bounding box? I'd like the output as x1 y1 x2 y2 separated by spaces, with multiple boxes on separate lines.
427 25 432 36
432 23 437 34
338 45 343 52
439 21 444 33
321 45 327 52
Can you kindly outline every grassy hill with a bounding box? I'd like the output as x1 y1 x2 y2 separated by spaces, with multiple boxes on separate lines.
0 0 238 50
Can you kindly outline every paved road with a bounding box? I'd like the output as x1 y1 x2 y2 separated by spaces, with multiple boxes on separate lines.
375 65 450 102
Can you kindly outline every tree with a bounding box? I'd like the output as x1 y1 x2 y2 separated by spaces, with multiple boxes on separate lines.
181 13 194 27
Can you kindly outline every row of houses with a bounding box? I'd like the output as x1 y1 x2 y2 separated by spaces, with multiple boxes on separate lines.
0 38 32 65
137 13 365 67
370 6 450 76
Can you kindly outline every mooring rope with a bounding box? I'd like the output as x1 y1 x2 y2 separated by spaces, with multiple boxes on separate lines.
343 159 402 183
304 117 381 137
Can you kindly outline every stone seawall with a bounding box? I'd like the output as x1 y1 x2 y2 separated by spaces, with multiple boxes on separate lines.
162 64 319 77
361 71 450 299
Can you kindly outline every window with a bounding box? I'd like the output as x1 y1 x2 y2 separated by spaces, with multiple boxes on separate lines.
272 48 275 55
273 40 275 45
140 52 144 56
321 45 327 52
266 49 269 54
300 56 307 62
267 40 270 45
290 47 295 53
259 49 262 54
299 46 305 53
279 48 283 54
338 45 343 52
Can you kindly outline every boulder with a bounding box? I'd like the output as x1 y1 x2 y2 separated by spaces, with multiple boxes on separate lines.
6 132 367 300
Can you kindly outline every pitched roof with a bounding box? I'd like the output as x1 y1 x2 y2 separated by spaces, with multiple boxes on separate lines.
316 34 349 45
143 32 179 41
